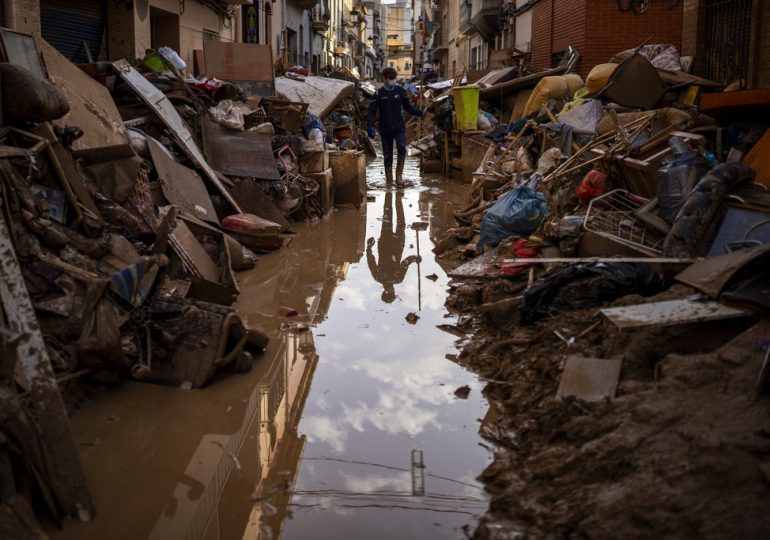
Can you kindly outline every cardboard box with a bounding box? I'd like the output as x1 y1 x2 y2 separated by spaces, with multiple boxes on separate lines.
329 150 365 207
306 168 335 215
299 150 329 174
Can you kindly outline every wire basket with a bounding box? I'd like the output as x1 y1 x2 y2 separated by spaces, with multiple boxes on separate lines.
583 189 666 256
243 107 268 129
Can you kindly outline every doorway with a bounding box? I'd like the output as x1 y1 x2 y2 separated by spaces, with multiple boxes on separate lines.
703 0 753 86
150 6 180 52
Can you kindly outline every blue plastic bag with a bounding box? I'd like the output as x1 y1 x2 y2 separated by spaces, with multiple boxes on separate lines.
301 113 326 137
478 186 549 251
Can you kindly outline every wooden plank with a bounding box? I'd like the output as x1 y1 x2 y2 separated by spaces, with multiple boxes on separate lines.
449 256 696 279
200 120 280 181
500 257 696 264
146 136 219 224
676 243 770 298
202 42 274 96
37 38 127 151
192 49 205 76
170 220 220 282
447 251 500 278
275 76 356 119
601 299 748 329
0 169 94 520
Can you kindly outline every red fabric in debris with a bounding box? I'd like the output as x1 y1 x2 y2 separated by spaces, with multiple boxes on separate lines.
500 239 540 277
576 169 608 205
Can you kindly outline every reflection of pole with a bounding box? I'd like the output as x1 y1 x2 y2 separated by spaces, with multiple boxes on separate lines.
415 228 421 311
411 449 425 496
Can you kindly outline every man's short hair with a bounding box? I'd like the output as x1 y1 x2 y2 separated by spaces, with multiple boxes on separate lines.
381 67 397 80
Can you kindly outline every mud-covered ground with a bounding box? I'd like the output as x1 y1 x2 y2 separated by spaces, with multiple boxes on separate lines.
439 250 770 539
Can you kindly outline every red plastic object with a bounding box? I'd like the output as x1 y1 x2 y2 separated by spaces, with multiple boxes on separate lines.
195 77 223 92
576 169 608 205
222 214 280 235
500 239 540 277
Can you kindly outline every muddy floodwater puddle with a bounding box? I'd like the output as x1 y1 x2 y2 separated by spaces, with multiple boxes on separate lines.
51 154 491 540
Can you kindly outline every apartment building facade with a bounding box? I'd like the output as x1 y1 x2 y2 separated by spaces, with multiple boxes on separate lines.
383 0 414 78
2 0 240 70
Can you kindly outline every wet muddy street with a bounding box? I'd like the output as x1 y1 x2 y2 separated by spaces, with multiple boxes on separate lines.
51 152 491 540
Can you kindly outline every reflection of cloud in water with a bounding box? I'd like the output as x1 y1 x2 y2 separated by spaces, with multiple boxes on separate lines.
300 350 470 452
334 284 367 310
457 471 485 496
399 269 448 311
358 330 377 342
302 416 347 453
326 341 349 354
316 396 330 411
340 470 411 493
342 392 439 437
330 356 459 436
353 357 458 406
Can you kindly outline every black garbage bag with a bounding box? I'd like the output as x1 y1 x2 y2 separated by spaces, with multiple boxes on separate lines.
435 98 454 132
522 262 666 323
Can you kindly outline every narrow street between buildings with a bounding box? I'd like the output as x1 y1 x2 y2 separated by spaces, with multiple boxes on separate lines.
49 150 492 540
2 2 770 540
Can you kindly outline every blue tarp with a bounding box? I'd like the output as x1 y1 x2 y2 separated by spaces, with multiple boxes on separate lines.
478 186 549 252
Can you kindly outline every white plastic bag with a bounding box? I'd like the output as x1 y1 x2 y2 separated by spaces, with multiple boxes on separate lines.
208 99 244 131
305 128 325 152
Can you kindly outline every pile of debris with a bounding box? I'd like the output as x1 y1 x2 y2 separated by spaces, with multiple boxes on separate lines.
0 32 375 536
424 44 770 537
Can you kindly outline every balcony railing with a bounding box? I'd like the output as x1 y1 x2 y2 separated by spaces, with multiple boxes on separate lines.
471 0 502 40
459 0 476 35
312 3 330 33
432 26 447 50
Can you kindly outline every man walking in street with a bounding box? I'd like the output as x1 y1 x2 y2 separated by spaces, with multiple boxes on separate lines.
367 67 424 187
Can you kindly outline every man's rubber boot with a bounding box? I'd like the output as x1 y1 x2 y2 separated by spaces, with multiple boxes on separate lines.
396 154 405 188
384 166 393 185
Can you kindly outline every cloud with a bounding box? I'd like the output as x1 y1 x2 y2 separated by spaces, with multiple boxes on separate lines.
340 470 411 494
301 415 348 454
334 284 367 310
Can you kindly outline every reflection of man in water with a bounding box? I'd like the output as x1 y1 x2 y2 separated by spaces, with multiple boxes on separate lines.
367 191 420 303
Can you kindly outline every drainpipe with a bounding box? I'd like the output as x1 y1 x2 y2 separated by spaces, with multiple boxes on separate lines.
282 0 287 67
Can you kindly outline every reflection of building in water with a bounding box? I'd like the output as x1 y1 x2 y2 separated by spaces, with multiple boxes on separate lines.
208 212 367 539
239 330 319 540
148 207 367 540
168 331 319 540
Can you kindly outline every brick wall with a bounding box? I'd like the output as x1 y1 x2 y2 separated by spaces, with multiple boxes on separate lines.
530 0 553 72
582 0 683 76
530 0 588 73
552 0 586 53
529 0 683 77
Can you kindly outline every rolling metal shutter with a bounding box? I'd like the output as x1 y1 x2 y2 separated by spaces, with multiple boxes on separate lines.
41 0 105 64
